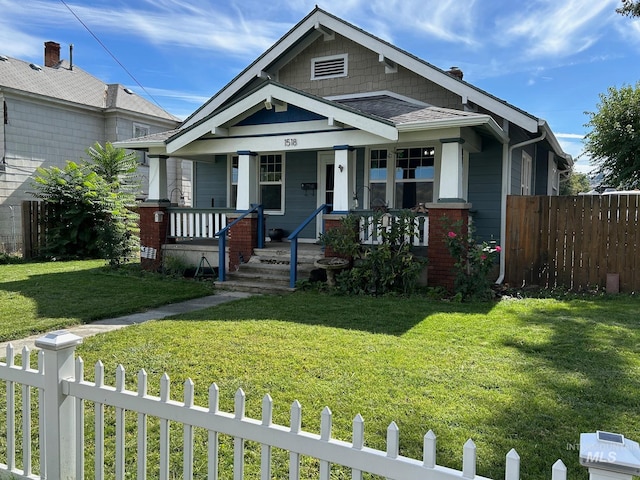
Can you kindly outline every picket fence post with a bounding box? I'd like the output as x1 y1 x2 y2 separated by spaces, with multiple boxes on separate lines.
35 330 83 480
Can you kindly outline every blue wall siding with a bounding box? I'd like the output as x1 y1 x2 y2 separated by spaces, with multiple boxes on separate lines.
468 139 503 242
194 155 228 208
534 145 550 195
237 105 325 125
272 151 319 239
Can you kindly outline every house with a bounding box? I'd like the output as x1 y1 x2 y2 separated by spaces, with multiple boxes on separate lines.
0 41 187 254
116 7 572 290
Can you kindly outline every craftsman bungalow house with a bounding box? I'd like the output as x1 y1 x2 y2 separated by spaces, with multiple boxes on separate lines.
118 7 571 290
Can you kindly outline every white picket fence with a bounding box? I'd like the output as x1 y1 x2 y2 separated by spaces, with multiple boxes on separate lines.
0 331 579 480
359 214 429 247
168 209 228 239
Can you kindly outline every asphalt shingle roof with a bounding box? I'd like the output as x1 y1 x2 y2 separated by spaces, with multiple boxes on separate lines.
0 56 179 121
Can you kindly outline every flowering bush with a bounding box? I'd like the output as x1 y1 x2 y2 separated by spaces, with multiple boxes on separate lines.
443 218 501 301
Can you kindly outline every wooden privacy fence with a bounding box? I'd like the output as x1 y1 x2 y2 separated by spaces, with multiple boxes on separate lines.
21 200 51 259
0 331 582 480
505 195 640 292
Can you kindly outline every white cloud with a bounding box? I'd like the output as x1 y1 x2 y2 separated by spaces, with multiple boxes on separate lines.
498 0 619 59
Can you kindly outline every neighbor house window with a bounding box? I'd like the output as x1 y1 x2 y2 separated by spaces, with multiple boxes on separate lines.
394 147 435 208
230 155 238 208
311 54 348 80
260 153 284 212
133 123 150 165
521 151 532 195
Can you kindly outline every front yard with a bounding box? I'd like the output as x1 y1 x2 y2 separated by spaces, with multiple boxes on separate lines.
1 260 639 479
0 260 212 341
79 291 640 480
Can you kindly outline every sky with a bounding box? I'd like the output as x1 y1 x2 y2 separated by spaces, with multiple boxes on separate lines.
2 0 640 174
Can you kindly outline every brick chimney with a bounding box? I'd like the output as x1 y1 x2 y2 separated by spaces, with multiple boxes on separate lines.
447 66 463 80
44 41 61 67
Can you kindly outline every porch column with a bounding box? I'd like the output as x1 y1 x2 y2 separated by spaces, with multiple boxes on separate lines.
439 138 465 202
426 203 471 292
148 155 169 201
333 145 353 213
236 151 258 210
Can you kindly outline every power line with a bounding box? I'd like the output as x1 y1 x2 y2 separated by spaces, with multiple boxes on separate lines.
59 0 166 111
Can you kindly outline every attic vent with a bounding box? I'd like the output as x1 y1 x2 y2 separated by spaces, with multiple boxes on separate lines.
311 54 348 80
0 55 8 62
124 88 134 94
30 63 43 71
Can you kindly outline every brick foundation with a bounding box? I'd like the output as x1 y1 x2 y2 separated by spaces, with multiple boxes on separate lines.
227 214 258 271
139 202 171 272
427 205 471 292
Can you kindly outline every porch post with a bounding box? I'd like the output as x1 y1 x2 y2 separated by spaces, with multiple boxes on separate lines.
236 151 258 210
439 138 465 202
333 145 353 212
148 155 169 201
426 203 471 292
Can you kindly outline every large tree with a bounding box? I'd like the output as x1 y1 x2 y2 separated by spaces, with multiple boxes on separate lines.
560 171 591 195
583 82 640 189
617 0 640 17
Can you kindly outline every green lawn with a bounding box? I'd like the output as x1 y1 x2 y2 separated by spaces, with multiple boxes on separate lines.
0 260 212 341
73 291 640 480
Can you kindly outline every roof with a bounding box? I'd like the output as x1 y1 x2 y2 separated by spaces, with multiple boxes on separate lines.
181 7 540 134
0 56 179 122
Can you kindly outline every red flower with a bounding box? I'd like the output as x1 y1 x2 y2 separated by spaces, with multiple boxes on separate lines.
495 246 502 252
448 231 457 238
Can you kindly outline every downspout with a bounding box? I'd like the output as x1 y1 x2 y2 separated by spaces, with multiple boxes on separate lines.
496 129 546 284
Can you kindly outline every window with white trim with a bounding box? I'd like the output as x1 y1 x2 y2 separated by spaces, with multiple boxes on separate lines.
394 147 435 208
133 123 150 165
311 54 348 80
230 155 238 208
260 153 284 212
367 147 435 209
369 149 389 208
521 151 532 195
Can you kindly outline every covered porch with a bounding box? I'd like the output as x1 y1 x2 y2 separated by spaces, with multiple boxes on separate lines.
128 82 506 291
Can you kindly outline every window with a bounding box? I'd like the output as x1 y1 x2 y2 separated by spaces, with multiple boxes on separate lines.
133 123 150 138
311 54 348 80
369 149 389 208
394 147 435 208
230 155 238 208
521 152 532 195
260 154 284 212
133 123 150 165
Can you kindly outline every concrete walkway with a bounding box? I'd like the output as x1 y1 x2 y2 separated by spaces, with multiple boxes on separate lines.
0 291 254 354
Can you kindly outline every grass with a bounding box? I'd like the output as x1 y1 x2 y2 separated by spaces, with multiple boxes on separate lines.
71 291 640 480
0 260 212 342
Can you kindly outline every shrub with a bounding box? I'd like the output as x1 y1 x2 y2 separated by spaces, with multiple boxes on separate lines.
443 218 501 301
320 211 426 296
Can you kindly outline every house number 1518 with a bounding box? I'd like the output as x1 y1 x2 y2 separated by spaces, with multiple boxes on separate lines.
284 138 297 147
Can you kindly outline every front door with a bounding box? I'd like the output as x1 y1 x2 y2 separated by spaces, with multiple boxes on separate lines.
317 152 335 238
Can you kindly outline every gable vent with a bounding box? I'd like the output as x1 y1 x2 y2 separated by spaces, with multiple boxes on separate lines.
311 54 348 80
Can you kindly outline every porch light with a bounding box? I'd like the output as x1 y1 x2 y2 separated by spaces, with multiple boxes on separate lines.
153 210 165 223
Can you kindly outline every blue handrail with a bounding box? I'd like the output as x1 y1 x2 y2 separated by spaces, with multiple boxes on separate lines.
286 204 331 288
215 204 264 282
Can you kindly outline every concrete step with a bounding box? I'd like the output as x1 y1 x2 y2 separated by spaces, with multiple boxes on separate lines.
214 280 294 295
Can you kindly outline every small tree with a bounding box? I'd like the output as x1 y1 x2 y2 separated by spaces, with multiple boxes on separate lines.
560 171 591 195
31 143 139 265
583 82 640 189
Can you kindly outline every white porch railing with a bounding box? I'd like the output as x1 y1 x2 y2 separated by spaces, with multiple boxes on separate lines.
167 208 230 239
359 213 429 247
0 331 603 480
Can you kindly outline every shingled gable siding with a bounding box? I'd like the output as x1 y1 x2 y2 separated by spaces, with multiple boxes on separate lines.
277 33 463 109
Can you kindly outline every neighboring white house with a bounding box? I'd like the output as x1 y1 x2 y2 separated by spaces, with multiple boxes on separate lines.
0 41 188 253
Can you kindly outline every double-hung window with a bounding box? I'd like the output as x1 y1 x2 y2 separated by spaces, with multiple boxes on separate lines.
394 147 435 208
521 152 532 195
367 147 435 208
260 153 284 212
